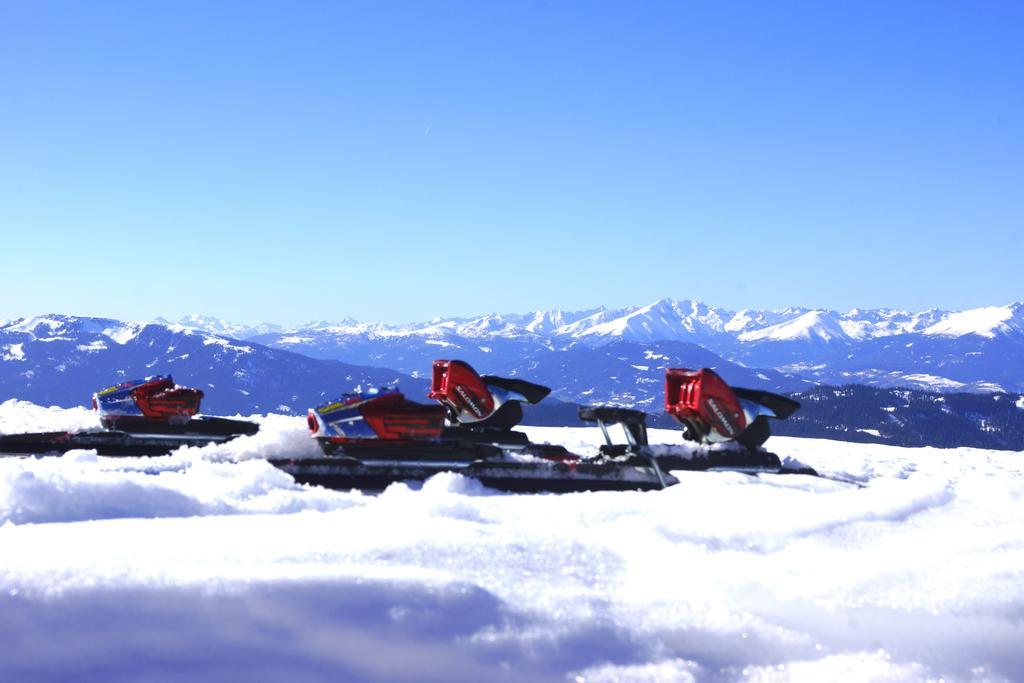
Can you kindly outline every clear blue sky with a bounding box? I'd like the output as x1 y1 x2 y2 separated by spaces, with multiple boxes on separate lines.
1 1 1021 325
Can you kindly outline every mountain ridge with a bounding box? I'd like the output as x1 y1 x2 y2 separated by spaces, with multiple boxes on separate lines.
161 299 1024 346
217 299 1024 395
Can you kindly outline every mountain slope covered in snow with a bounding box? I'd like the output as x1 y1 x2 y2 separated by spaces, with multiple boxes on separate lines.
231 300 1024 393
217 299 1024 347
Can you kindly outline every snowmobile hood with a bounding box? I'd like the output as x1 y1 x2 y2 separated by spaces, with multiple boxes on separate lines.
309 389 445 442
93 374 203 422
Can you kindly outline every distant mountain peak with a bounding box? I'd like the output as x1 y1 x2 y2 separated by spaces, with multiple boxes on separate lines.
738 309 849 344
923 303 1024 339
169 315 284 339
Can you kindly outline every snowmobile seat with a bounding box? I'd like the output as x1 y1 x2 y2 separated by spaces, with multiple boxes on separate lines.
477 400 525 431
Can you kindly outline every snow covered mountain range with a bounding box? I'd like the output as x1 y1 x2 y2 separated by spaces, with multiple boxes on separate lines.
2 300 1022 420
226 299 1024 395
239 299 1024 346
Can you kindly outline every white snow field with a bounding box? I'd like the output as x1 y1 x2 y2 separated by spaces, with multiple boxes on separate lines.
1 402 1023 682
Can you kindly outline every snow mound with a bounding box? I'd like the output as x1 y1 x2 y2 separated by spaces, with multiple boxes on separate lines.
181 412 323 462
0 399 99 436
0 453 363 526
1 402 1024 681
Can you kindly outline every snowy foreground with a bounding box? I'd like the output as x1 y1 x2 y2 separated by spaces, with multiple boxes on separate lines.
1 401 1023 682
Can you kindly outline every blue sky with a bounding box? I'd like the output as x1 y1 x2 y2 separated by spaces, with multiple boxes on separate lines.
1 1 1021 325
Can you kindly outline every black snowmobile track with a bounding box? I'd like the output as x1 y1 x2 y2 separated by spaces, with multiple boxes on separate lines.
270 456 672 493
269 443 812 494
0 417 259 457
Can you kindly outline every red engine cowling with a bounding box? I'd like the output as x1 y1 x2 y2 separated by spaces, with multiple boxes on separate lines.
665 368 746 442
132 377 204 420
353 392 445 440
429 359 497 423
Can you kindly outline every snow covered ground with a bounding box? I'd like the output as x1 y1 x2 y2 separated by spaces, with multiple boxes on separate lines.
1 402 1023 682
